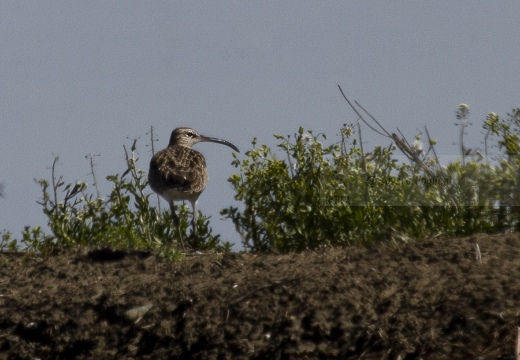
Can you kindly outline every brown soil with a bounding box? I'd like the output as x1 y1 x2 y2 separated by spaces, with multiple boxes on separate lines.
1 233 520 359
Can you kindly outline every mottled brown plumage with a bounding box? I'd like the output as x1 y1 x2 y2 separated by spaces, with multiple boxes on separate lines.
149 146 208 200
148 127 239 251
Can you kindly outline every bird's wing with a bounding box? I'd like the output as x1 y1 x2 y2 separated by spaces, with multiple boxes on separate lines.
149 147 207 193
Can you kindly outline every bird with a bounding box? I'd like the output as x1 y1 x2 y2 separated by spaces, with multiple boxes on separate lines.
148 127 239 252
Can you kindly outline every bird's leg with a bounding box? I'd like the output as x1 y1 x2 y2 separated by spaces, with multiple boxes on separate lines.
189 199 198 249
191 200 198 236
170 201 186 252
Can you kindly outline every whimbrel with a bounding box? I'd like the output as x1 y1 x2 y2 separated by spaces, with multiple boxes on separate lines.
148 127 239 251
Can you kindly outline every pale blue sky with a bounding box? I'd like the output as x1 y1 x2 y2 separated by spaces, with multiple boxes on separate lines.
1 2 520 246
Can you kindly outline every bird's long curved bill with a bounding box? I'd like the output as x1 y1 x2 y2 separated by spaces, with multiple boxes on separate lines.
201 136 240 153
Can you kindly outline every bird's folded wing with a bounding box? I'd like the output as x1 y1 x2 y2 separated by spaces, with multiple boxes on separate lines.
150 147 207 193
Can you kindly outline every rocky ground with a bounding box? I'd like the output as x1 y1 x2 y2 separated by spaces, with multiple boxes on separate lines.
1 233 520 359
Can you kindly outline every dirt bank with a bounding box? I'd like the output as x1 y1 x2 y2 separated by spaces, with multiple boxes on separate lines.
1 233 519 359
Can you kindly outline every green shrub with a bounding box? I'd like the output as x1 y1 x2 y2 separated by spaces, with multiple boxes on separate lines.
222 108 520 253
3 139 229 256
3 106 520 256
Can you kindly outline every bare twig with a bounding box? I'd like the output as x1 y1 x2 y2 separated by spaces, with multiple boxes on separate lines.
228 277 301 306
338 85 435 176
475 243 482 263
51 157 62 210
356 119 366 171
337 85 387 137
85 153 101 198
354 100 392 138
391 133 434 176
149 126 161 212
149 126 156 156
424 126 443 173
337 84 448 200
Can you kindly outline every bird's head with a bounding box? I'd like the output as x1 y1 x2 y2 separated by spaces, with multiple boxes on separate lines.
168 127 239 152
